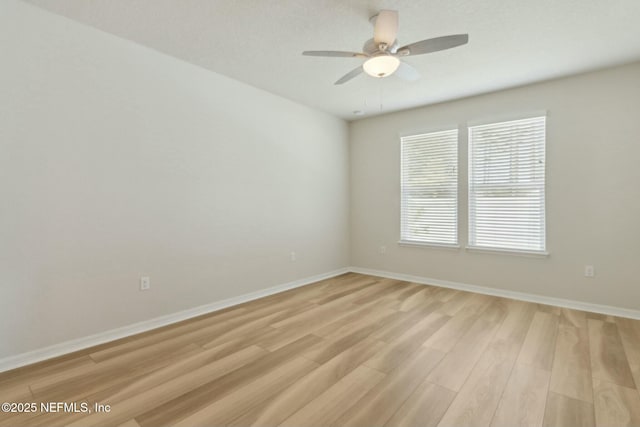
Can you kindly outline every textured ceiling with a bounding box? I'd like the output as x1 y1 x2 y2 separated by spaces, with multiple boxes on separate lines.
24 0 640 120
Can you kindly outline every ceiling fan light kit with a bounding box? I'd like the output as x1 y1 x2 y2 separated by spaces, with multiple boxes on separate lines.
302 10 468 85
363 54 400 78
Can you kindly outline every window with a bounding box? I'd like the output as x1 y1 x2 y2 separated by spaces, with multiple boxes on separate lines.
468 116 546 253
401 129 458 246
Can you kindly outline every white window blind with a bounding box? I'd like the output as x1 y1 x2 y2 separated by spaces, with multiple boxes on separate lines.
468 116 546 252
401 129 458 245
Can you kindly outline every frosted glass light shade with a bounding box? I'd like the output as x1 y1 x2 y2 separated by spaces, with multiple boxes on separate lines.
362 55 400 78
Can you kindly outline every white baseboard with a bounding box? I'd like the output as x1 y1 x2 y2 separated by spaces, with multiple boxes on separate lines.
349 266 640 320
0 267 350 373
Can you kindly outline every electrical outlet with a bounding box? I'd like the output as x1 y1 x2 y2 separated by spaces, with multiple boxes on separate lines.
140 276 150 290
290 252 297 262
584 265 595 278
379 245 387 254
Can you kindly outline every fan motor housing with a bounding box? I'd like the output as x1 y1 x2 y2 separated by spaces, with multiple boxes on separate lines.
363 38 398 55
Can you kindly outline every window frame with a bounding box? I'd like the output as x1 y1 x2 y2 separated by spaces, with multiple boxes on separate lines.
467 116 548 255
399 128 460 248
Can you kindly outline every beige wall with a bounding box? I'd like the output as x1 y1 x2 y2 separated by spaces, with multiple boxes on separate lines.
0 1 349 358
350 61 640 310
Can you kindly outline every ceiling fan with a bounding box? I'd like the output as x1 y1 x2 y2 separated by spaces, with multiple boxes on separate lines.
302 10 468 85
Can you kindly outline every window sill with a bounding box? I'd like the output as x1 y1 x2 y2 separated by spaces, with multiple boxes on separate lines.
465 246 549 258
398 240 461 250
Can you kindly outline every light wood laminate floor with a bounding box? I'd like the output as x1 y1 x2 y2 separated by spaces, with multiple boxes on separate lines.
1 273 639 427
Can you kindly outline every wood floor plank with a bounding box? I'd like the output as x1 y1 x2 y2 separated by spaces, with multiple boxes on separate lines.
493 299 538 345
307 280 378 305
228 337 385 427
308 274 378 295
543 392 595 427
364 312 449 373
244 273 361 305
588 319 635 388
431 286 459 302
422 293 493 352
369 304 441 343
87 306 250 362
393 282 430 302
397 286 435 312
338 347 445 427
63 345 268 427
97 340 261 404
300 320 392 365
310 278 399 308
31 343 204 402
586 312 616 323
170 356 319 427
269 300 354 331
311 300 396 340
559 308 588 329
516 311 559 371
278 365 385 427
436 339 519 427
223 299 317 332
616 317 640 392
384 382 456 427
549 324 593 403
434 299 533 427
319 273 378 292
201 325 280 353
437 290 473 316
194 302 317 349
0 383 32 401
536 303 561 315
592 378 640 427
426 300 507 391
134 335 322 427
366 281 427 308
85 319 221 363
0 305 246 385
0 355 96 391
350 279 412 305
490 363 550 427
0 386 39 427
253 324 322 352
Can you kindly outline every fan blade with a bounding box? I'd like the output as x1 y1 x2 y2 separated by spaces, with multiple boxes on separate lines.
335 66 363 85
303 51 367 58
373 10 398 47
395 62 420 81
398 34 468 56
